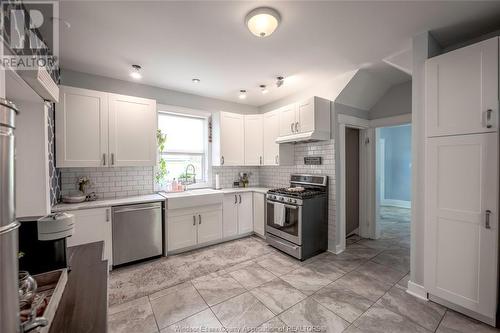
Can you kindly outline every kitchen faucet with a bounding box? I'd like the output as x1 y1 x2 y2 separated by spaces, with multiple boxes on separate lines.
185 164 196 184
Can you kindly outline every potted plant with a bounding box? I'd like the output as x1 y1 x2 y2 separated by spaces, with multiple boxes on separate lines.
155 129 168 188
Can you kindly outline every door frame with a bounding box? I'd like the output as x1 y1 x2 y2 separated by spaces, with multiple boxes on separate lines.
337 114 371 253
336 113 411 253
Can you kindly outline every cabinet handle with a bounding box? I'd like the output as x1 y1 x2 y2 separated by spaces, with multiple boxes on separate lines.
111 153 115 166
260 156 262 165
485 210 492 229
290 123 294 133
234 195 237 204
239 194 242 204
103 153 106 166
486 109 493 128
295 122 299 132
106 209 110 222
193 215 196 226
275 155 278 165
221 156 224 165
199 214 202 225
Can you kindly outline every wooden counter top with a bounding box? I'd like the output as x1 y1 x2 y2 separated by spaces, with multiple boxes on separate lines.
49 242 108 333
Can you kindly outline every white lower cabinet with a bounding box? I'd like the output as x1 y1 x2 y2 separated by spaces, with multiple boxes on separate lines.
167 214 198 251
65 207 113 268
222 192 253 238
167 205 222 252
253 192 265 237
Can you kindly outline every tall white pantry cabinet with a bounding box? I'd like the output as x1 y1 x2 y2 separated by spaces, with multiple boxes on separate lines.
424 37 499 325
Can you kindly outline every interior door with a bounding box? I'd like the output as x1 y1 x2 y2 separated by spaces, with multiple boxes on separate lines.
55 86 108 167
244 114 264 165
297 98 315 133
197 209 222 244
237 192 253 234
425 37 498 137
425 133 498 319
222 194 238 238
108 93 157 167
279 104 297 136
263 111 279 165
345 128 360 235
167 214 197 251
220 112 245 165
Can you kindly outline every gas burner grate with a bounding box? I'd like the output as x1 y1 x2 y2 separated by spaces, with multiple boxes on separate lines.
268 188 325 199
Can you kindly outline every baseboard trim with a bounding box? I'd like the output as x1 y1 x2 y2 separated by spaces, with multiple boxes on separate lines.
406 281 428 301
381 199 411 209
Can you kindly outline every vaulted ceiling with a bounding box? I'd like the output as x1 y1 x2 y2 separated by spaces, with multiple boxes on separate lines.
59 1 500 106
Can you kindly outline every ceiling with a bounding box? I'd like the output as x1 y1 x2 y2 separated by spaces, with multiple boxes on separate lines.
59 1 500 107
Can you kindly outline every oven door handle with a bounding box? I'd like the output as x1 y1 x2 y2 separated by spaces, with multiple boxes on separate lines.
284 204 298 209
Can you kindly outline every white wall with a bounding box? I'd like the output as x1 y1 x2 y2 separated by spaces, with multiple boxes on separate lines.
61 69 259 114
370 81 412 119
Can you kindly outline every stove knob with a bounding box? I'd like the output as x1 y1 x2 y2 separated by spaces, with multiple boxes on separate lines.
292 199 297 204
279 197 284 201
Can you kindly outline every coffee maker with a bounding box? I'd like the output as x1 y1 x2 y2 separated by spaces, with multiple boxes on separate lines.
18 213 75 275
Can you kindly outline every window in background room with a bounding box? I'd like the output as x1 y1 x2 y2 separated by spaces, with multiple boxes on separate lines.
157 111 209 187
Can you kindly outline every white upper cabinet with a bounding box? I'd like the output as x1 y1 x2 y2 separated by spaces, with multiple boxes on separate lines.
212 111 245 166
277 96 331 143
108 93 157 166
244 114 263 166
263 110 294 166
279 104 298 136
56 86 109 167
425 37 498 137
56 86 157 168
297 98 315 133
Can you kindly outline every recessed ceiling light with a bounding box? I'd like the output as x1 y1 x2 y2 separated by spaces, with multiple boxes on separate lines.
130 64 142 80
276 76 284 87
245 7 281 38
238 90 247 99
192 78 201 83
260 85 268 94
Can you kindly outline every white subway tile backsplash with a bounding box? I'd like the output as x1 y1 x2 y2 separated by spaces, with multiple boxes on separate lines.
59 166 155 200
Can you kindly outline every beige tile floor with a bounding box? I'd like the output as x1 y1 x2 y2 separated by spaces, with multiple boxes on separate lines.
108 207 499 333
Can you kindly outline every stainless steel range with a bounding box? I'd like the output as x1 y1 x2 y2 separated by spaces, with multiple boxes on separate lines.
266 174 328 260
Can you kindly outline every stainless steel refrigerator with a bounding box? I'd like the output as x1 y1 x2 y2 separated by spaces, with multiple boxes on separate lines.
0 98 20 332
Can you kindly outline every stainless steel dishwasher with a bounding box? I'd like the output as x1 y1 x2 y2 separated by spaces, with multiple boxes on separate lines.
112 202 163 266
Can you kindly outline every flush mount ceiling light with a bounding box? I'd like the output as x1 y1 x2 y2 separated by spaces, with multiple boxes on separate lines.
192 78 201 83
130 64 142 80
245 7 281 38
238 90 247 99
276 76 284 87
259 84 268 94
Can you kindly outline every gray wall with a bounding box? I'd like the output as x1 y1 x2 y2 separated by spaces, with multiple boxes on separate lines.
379 125 411 202
60 69 258 114
335 103 369 119
370 81 411 119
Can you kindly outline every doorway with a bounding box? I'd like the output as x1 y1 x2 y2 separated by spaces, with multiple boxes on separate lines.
345 127 360 237
375 124 411 245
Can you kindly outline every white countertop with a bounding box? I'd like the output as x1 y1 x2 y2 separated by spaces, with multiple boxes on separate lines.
52 194 165 212
159 187 270 198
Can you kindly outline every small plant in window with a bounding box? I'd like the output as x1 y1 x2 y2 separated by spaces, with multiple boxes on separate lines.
155 129 168 185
